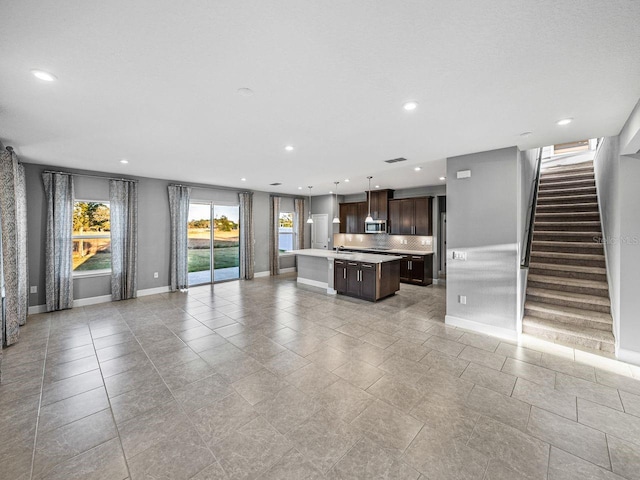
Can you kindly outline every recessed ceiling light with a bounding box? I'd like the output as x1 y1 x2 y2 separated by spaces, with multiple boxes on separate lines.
556 118 573 126
329 191 333 194
120 159 129 164
439 176 446 181
375 185 380 188
241 178 247 181
237 88 254 96
285 145 294 151
344 179 350 182
31 69 57 82
403 101 418 111
298 186 302 190
520 131 533 137
414 167 422 171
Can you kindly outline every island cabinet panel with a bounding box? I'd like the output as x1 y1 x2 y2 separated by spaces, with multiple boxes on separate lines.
334 259 400 301
334 260 347 292
399 254 433 286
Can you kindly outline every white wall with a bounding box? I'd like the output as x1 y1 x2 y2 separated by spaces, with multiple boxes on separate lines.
445 147 520 339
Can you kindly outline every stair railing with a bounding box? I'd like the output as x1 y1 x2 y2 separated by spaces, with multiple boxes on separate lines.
521 148 543 268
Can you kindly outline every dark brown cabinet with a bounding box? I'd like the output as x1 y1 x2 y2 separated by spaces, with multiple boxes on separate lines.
339 202 368 233
399 254 433 286
366 189 394 221
334 259 400 301
388 196 433 235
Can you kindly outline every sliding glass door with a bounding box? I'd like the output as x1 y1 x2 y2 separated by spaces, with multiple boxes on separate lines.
188 202 240 286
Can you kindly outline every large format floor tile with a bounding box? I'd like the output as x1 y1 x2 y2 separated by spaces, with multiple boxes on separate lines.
3 274 640 479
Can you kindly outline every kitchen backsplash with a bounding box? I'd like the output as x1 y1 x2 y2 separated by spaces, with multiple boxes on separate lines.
333 233 433 251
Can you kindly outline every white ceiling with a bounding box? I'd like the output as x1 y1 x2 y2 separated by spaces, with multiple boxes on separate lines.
1 0 639 195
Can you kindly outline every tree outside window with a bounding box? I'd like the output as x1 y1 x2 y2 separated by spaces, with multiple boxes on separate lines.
279 212 294 252
72 201 111 272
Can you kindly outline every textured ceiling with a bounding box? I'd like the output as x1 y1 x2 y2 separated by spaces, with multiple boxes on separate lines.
1 0 639 195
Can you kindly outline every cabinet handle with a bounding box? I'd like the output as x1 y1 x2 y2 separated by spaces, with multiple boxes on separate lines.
343 269 346 279
409 261 412 270
362 264 373 268
348 262 358 266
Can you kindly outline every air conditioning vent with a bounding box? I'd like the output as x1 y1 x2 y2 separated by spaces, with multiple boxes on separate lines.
384 157 407 164
269 182 282 186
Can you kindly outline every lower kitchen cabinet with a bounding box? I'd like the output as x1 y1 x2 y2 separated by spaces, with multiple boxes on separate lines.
334 259 399 301
399 254 433 286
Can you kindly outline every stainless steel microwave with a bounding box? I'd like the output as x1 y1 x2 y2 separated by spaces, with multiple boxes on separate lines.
365 220 387 233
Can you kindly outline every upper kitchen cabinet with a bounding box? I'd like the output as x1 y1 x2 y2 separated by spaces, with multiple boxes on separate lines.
339 201 368 233
388 196 433 235
366 189 394 221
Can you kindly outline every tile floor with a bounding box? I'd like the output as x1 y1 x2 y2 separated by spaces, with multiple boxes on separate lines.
1 273 640 479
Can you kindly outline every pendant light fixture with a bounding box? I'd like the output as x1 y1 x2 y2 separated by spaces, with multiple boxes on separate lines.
332 182 340 224
365 176 374 223
306 186 314 224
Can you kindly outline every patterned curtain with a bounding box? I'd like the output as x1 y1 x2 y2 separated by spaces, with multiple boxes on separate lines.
294 197 305 250
269 196 281 275
168 185 191 291
238 192 254 280
0 146 29 347
110 180 138 300
42 172 74 312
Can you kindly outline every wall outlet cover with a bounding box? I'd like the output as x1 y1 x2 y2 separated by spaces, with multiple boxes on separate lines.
153 272 159 278
30 286 38 294
458 295 467 305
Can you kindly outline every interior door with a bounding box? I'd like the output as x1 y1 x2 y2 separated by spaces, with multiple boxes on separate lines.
311 214 328 249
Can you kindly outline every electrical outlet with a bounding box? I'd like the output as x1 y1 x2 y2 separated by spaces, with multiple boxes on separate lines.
30 285 37 294
153 272 159 279
458 295 467 305
453 251 467 261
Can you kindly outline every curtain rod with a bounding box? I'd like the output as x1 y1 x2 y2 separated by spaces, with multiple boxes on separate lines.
43 170 138 183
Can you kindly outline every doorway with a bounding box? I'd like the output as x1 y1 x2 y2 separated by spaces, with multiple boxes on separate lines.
311 214 329 249
188 202 240 285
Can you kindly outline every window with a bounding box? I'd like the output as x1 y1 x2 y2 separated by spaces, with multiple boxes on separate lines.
279 212 294 253
73 201 111 273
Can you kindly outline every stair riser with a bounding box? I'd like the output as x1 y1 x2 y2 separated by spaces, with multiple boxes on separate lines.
538 188 597 198
534 214 601 223
522 324 614 353
542 164 593 174
537 196 597 205
533 223 601 232
526 293 611 313
527 279 609 298
536 204 599 213
533 233 602 243
539 180 595 190
540 173 595 184
528 267 607 282
530 254 605 268
524 308 612 331
532 244 604 255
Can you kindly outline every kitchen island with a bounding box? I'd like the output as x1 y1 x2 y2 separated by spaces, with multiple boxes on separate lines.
287 249 402 301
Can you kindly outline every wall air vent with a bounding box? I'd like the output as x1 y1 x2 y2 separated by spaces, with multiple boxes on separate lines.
384 157 407 164
269 182 282 186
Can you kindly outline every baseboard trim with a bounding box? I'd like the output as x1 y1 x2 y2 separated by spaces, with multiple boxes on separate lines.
296 277 328 290
137 286 171 297
445 314 518 341
255 268 296 278
616 347 640 366
27 304 48 315
73 294 113 308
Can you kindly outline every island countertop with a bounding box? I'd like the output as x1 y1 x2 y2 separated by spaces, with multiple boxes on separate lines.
287 249 403 264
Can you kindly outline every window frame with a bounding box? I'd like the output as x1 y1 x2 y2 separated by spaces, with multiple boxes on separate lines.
72 199 112 277
278 211 295 256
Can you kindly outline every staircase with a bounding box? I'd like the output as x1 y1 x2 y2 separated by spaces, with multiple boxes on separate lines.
523 161 615 353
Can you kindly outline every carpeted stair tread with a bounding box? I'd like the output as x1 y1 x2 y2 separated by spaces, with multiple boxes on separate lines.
528 274 608 290
529 262 606 276
533 221 602 232
539 179 595 190
537 186 596 197
532 240 603 249
537 194 597 204
535 203 599 212
530 251 605 265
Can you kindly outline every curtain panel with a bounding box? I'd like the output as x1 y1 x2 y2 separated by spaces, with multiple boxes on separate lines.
42 172 75 312
238 192 254 280
168 185 191 291
293 197 305 250
110 180 138 300
269 196 281 275
0 146 28 347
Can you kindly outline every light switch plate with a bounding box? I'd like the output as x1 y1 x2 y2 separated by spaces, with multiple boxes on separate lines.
453 251 467 261
457 169 471 179
459 295 467 305
30 285 38 294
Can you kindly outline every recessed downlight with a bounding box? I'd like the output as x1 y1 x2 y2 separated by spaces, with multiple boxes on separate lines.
375 185 380 188
344 178 350 182
241 178 247 182
120 159 129 164
298 186 302 190
285 145 294 151
520 131 533 137
439 176 446 181
403 101 418 111
31 69 57 82
237 87 254 96
557 118 573 126
414 167 422 172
